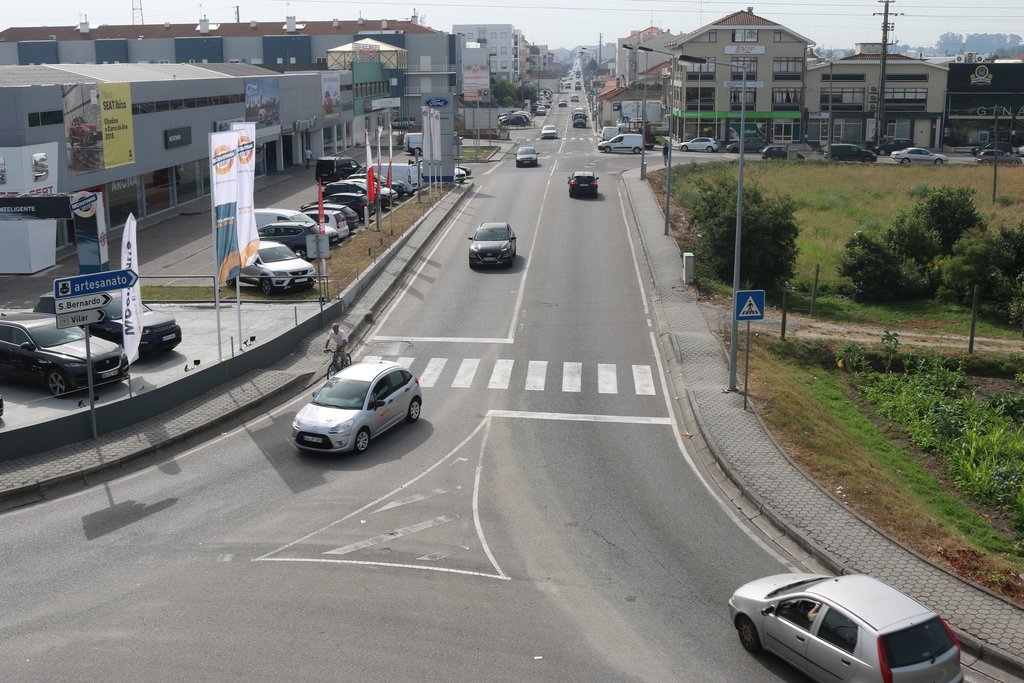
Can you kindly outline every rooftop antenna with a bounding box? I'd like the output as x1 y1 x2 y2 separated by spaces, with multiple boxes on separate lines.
131 0 144 26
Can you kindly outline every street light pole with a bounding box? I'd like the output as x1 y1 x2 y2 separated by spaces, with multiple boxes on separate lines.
639 46 688 236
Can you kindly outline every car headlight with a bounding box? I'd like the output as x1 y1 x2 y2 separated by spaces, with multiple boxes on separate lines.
499 245 511 254
329 418 355 435
469 244 480 253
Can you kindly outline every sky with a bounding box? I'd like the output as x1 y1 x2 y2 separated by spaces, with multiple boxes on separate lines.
3 0 1023 55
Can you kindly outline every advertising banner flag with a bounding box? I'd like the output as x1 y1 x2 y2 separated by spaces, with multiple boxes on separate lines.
430 108 442 162
364 129 376 202
71 191 110 274
209 130 240 284
231 122 259 267
387 124 393 188
120 212 143 364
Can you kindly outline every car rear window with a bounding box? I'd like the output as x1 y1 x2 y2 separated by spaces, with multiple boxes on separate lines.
881 617 955 668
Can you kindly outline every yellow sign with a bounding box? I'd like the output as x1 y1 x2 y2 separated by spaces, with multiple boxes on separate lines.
100 83 135 168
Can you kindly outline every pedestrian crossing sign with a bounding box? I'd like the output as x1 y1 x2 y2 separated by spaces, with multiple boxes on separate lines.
734 289 766 321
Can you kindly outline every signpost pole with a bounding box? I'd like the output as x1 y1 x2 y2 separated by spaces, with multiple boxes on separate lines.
85 331 98 440
743 320 752 410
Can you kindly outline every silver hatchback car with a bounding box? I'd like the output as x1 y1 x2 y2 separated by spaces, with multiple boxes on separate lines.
729 573 962 683
292 361 422 454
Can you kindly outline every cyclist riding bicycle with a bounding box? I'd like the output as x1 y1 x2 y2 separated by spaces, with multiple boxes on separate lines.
324 322 350 369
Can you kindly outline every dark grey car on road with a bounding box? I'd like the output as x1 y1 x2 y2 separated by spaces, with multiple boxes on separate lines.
468 222 517 268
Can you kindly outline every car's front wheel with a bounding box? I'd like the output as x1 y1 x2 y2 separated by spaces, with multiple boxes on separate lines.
680 145 689 152
406 397 422 423
934 159 944 165
353 427 371 453
736 615 762 653
46 369 69 396
900 158 911 165
705 146 715 153
260 278 274 295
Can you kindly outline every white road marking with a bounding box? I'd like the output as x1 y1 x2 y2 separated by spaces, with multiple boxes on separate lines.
396 356 415 369
488 359 514 389
324 514 460 556
418 552 449 561
418 357 447 387
258 556 507 580
362 355 383 364
597 363 617 394
486 410 672 425
633 365 656 395
373 488 448 514
525 360 547 390
372 335 513 345
452 358 480 387
562 362 582 392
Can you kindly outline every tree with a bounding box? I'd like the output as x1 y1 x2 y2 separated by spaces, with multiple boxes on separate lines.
903 187 985 254
839 231 905 302
690 173 799 291
941 228 1009 302
936 32 964 54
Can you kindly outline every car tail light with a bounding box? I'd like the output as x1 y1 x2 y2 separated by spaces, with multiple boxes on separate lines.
938 616 961 662
876 636 892 683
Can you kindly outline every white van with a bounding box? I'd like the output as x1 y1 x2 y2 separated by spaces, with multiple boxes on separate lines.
597 133 645 154
600 126 619 141
404 132 423 155
254 208 317 229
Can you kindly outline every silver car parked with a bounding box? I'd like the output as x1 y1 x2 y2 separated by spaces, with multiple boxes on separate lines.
292 361 422 454
729 573 962 683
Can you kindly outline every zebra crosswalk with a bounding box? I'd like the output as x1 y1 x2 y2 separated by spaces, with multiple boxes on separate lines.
358 356 659 396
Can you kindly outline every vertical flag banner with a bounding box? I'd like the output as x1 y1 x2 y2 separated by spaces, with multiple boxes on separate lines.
387 124 393 188
120 212 143 364
209 130 240 284
71 191 110 274
231 122 259 267
364 130 376 202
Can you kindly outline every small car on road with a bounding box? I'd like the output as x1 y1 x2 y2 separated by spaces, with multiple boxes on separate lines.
567 171 599 198
540 125 558 139
515 146 539 167
679 137 720 153
292 361 422 454
824 144 877 162
761 145 789 160
729 573 962 683
974 149 1023 165
468 222 517 268
890 147 948 165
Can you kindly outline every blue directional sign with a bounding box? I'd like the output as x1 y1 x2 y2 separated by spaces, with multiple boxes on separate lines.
734 289 766 321
54 268 139 299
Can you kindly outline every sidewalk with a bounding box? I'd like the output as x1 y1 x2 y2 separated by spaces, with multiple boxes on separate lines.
0 160 1021 678
620 169 1024 679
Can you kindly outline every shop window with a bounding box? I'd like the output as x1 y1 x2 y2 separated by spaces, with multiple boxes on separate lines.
175 161 201 203
143 168 172 215
106 175 141 228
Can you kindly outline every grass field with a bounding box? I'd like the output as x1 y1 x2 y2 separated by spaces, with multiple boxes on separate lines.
666 160 1024 293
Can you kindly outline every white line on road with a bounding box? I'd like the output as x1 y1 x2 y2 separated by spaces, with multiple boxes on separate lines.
325 515 459 556
373 488 449 514
486 410 672 425
525 360 547 390
452 358 480 388
597 363 617 394
488 359 514 389
562 362 582 392
633 365 656 395
418 357 447 387
258 556 507 580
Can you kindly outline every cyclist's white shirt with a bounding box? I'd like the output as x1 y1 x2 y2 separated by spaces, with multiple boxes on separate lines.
327 329 348 348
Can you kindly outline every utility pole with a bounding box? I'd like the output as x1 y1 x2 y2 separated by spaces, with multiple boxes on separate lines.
131 0 144 25
874 0 902 146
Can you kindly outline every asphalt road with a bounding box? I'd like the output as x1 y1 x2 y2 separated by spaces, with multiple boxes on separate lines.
0 101 928 682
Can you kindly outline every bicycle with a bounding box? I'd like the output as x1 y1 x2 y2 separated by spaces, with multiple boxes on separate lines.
325 346 352 375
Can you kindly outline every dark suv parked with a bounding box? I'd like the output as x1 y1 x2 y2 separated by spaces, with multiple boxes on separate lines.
970 141 1017 156
873 138 914 155
825 144 877 162
0 312 129 396
34 293 182 355
315 156 362 183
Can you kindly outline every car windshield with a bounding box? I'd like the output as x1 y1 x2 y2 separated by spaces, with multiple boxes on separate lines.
102 297 153 320
259 245 299 263
313 378 370 409
519 148 536 155
29 324 86 348
475 227 508 241
765 577 830 598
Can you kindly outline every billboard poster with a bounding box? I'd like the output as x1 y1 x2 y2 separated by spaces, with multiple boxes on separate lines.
321 72 342 119
99 83 135 168
231 122 259 268
463 64 490 103
63 83 135 175
244 78 280 130
0 142 58 198
72 191 110 274
209 131 239 284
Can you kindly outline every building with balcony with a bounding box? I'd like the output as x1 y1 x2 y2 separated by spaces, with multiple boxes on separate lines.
666 9 812 144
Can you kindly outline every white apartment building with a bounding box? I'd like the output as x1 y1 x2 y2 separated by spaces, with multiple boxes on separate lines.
453 24 519 81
